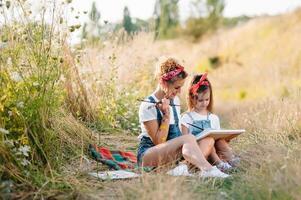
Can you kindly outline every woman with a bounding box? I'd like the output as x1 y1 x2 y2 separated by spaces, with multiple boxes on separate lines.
137 57 229 178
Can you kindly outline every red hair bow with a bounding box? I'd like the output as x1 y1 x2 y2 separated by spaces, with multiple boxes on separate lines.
161 65 184 81
190 73 209 95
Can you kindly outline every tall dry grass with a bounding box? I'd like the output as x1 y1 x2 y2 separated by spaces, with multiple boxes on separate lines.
0 1 96 198
70 8 301 200
1 1 301 199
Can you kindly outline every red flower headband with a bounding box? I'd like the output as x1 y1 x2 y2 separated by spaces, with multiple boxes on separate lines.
190 73 209 95
161 65 184 81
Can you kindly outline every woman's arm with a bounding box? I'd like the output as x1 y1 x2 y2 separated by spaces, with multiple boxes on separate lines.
143 114 170 145
143 98 171 145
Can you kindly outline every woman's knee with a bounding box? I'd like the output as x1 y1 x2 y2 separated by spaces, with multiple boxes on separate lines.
181 134 196 143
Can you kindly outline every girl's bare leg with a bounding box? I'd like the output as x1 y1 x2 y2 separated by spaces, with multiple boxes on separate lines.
197 136 215 158
209 146 223 165
142 134 212 171
215 139 233 161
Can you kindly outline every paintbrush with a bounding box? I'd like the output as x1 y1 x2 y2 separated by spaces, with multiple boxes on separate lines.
137 99 180 107
187 122 204 131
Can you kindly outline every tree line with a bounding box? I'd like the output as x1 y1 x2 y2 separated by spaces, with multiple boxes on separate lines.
80 0 250 44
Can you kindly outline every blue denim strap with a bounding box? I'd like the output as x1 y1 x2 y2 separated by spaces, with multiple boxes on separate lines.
187 112 194 122
147 96 179 127
170 98 179 128
207 112 211 120
148 96 162 124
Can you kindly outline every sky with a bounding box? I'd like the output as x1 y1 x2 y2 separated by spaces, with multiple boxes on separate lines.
3 0 301 26
1 0 301 44
69 0 301 24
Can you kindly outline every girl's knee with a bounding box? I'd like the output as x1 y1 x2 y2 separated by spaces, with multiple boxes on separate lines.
216 139 227 146
215 139 231 151
203 136 215 145
198 136 214 148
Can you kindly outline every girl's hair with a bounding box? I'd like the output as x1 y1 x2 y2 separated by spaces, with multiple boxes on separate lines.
155 57 188 83
187 74 213 112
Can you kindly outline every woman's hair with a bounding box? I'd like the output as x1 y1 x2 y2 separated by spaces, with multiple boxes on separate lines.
187 74 213 112
155 57 188 83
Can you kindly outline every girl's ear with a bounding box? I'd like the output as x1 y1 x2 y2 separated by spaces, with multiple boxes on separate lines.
193 95 199 104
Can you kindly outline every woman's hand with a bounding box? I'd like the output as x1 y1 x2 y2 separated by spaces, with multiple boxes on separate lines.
157 98 170 118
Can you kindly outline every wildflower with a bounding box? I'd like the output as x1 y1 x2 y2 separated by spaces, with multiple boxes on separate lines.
18 145 31 157
0 42 7 50
69 26 76 32
20 158 30 166
0 128 9 135
20 135 29 145
17 101 24 108
4 140 14 147
33 82 39 87
219 191 229 198
10 72 22 82
8 111 13 117
6 57 12 67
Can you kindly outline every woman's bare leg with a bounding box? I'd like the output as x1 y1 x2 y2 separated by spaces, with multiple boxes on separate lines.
142 134 212 171
215 139 233 161
197 136 214 159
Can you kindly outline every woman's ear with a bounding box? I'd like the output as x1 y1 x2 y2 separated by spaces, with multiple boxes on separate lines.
160 80 169 96
160 79 168 89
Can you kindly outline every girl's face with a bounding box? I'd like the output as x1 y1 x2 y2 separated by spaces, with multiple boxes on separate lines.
194 89 210 111
162 78 185 99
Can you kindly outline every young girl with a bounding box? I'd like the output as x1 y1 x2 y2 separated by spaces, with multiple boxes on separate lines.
181 73 236 171
137 58 229 178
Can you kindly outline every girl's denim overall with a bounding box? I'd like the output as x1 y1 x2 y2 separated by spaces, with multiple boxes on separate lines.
188 112 212 136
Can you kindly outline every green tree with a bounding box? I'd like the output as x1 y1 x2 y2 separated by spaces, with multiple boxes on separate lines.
154 0 180 39
184 0 225 40
81 23 88 40
206 0 225 30
122 6 134 35
89 2 101 23
81 1 102 44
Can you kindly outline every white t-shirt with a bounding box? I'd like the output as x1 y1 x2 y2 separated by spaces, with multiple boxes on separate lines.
138 93 181 139
181 111 221 133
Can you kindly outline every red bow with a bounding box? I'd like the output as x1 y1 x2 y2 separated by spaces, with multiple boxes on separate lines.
190 73 209 95
161 65 184 81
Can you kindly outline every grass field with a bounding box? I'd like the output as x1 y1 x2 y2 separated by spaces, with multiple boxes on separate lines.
1 2 301 199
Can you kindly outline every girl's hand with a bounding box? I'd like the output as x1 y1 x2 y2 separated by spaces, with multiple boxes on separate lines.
157 98 170 118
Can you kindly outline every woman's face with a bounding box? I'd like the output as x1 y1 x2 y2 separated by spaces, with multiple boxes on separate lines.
162 78 185 99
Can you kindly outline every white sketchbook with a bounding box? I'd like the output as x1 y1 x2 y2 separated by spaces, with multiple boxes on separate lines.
89 170 141 180
195 129 245 140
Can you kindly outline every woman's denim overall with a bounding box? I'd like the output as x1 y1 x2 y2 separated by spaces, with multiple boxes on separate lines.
137 96 182 166
188 112 212 136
